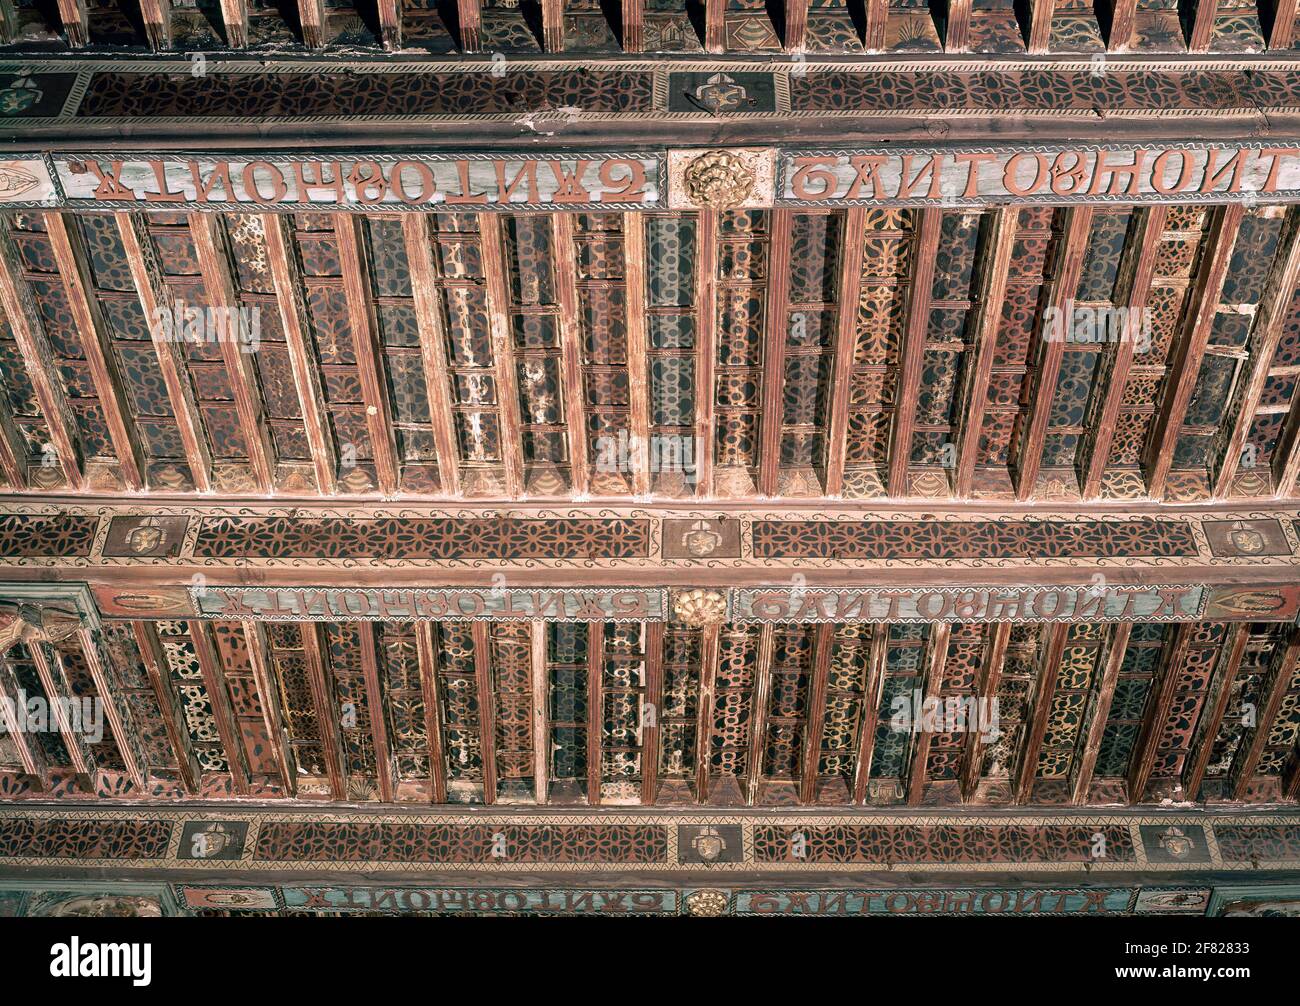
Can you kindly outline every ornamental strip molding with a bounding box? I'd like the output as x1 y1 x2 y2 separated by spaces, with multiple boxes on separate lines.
4 144 1300 212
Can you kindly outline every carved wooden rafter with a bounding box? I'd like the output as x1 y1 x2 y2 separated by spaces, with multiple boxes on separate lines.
959 622 1010 801
217 0 248 47
889 209 942 496
759 209 794 497
240 621 295 795
376 0 402 49
1127 623 1193 803
414 621 447 803
298 0 327 48
1015 624 1068 803
1229 627 1300 799
553 214 590 498
471 620 497 803
693 209 719 496
132 621 200 794
908 622 951 805
1069 621 1132 805
824 207 866 497
56 0 88 48
138 0 172 50
641 620 663 804
1182 623 1249 801
746 624 775 805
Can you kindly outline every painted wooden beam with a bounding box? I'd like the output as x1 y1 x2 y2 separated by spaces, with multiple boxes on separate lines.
116 212 212 494
299 623 346 800
1070 621 1132 804
852 625 889 803
863 0 887 50
1081 206 1168 499
0 229 82 489
641 620 663 804
785 0 809 51
240 621 294 795
960 622 1010 801
694 624 720 802
705 0 724 51
376 0 402 49
0 398 23 489
1182 623 1248 802
1188 0 1220 51
825 207 866 497
456 0 481 51
746 624 775 805
479 213 526 498
1214 208 1300 496
1146 205 1244 498
402 214 460 497
542 0 563 50
759 209 794 497
189 213 276 494
333 214 399 496
78 626 149 790
186 621 250 794
624 212 652 497
585 620 603 804
1016 207 1094 501
262 214 336 495
56 0 88 47
1230 628 1300 800
621 0 643 51
0 650 49 787
800 623 834 804
44 213 146 492
530 620 549 804
908 623 951 805
1127 624 1192 803
297 0 327 48
552 214 590 498
694 210 719 496
1027 0 1055 53
954 207 1016 498
1108 0 1138 51
471 621 497 804
414 621 447 804
138 0 172 50
29 642 95 777
1270 0 1298 49
357 623 396 802
944 0 972 51
132 622 199 794
1016 624 1068 803
890 209 942 496
217 0 248 47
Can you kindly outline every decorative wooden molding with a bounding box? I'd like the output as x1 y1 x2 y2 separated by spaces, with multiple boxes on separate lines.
1069 621 1132 805
785 0 809 51
960 622 1009 801
1015 207 1094 501
299 622 346 800
863 0 887 50
1081 206 1168 499
188 213 276 494
44 213 146 492
116 212 213 495
621 0 644 51
746 624 775 805
376 0 402 49
1270 0 1298 49
1146 205 1245 498
1108 0 1138 52
261 214 336 496
954 208 1016 498
552 214 590 498
131 621 199 794
333 214 399 496
704 0 724 52
890 209 942 496
759 209 794 497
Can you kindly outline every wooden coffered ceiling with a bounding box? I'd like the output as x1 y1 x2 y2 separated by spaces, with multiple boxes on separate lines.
0 0 1297 56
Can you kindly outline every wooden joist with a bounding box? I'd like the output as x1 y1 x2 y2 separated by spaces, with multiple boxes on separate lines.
530 620 549 804
621 0 644 51
456 0 481 52
542 0 563 51
944 0 971 51
189 213 276 494
45 213 146 492
552 214 590 497
333 214 399 495
1215 208 1300 497
1146 205 1244 498
693 209 719 496
357 623 396 802
1015 624 1068 803
1027 0 1055 53
852 626 888 803
217 0 248 48
1188 0 1220 51
263 214 337 495
1015 207 1094 501
77 626 149 790
0 649 49 788
641 621 663 804
1108 0 1138 51
890 210 942 496
414 622 447 804
0 224 82 489
298 0 327 48
117 212 213 494
784 0 809 51
132 622 200 794
1182 624 1248 802
694 624 720 802
28 642 95 777
0 402 24 490
624 212 652 497
479 213 526 498
863 0 887 50
960 622 1010 801
300 623 346 800
240 621 294 795
1069 622 1132 804
377 0 402 49
953 207 1016 498
56 0 87 48
471 621 497 803
1270 0 1298 49
746 625 775 805
1127 624 1192 803
825 207 866 497
138 0 172 50
585 620 603 804
1080 207 1167 499
908 623 950 805
185 621 249 794
759 209 794 496
704 0 724 52
1229 628 1300 800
